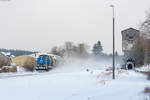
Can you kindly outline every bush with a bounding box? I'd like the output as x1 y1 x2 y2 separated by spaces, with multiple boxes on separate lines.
144 87 150 93
12 55 37 71
0 53 11 68
0 66 17 73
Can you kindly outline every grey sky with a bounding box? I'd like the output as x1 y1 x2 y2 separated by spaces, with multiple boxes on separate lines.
0 0 150 54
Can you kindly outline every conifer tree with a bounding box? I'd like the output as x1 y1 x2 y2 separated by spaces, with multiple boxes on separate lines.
92 41 103 56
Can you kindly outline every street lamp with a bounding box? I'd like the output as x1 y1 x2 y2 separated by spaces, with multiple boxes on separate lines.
110 5 115 80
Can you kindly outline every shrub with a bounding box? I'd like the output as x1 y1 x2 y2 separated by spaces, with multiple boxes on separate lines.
0 53 11 68
12 55 37 71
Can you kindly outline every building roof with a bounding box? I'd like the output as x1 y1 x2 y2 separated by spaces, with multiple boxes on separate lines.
121 28 140 33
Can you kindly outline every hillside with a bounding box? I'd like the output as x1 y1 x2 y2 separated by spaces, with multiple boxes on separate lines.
0 48 34 56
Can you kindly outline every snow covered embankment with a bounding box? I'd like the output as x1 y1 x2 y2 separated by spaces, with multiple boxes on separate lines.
0 59 149 100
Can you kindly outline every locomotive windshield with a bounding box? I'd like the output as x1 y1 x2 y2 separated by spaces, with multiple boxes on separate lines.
39 55 48 57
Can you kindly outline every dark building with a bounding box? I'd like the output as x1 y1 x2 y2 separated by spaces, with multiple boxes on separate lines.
121 28 140 69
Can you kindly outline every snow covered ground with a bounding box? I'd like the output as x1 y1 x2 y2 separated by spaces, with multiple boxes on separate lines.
135 65 150 72
0 59 149 100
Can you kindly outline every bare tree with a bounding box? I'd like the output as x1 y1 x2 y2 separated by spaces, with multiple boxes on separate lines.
51 42 90 58
51 46 65 57
0 53 11 68
140 9 150 39
138 9 150 65
76 43 89 57
133 36 145 66
64 41 74 57
51 46 58 55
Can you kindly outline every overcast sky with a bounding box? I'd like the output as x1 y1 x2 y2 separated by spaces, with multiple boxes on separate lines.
0 0 150 54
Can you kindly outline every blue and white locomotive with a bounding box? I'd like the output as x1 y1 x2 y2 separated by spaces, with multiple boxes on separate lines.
36 54 55 70
35 53 62 71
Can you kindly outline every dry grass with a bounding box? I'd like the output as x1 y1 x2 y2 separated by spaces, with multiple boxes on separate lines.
144 87 150 94
99 80 108 85
12 55 37 71
139 71 150 80
105 71 112 75
117 70 129 75
0 66 17 73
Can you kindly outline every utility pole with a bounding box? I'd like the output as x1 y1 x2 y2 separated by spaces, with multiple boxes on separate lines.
110 5 115 80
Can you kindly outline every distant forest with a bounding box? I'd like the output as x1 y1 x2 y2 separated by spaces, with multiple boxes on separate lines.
0 48 34 56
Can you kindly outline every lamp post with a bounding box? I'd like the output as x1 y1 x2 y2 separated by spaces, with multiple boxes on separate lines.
110 5 115 80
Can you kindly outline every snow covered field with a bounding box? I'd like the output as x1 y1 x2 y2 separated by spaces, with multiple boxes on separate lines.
0 59 149 100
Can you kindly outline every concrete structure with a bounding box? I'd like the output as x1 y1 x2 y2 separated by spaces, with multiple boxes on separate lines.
121 28 140 69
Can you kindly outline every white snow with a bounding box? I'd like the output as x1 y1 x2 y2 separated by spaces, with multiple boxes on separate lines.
135 65 150 72
0 59 149 100
29 52 61 59
1 52 15 58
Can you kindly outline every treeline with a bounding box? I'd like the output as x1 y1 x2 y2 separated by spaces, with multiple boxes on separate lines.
51 42 90 58
50 41 120 59
0 48 34 56
133 9 150 66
